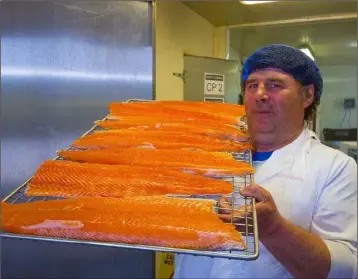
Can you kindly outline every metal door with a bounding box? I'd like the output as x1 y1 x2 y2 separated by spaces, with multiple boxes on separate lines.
1 1 154 278
1 1 153 200
183 55 241 104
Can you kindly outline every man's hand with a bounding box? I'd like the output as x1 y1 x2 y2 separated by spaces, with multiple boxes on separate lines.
217 196 253 235
219 185 331 279
218 184 284 237
239 184 285 238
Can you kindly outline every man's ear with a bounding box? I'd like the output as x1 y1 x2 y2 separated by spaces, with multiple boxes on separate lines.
303 85 315 108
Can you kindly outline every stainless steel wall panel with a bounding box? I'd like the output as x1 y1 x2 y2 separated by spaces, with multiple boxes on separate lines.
1 1 154 278
1 1 153 198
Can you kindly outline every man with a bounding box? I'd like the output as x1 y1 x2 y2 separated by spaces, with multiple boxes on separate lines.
174 44 357 279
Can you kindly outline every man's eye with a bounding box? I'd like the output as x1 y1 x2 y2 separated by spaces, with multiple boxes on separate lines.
247 83 258 89
268 83 282 89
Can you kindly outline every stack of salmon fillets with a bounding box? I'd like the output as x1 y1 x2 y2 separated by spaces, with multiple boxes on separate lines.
1 101 253 251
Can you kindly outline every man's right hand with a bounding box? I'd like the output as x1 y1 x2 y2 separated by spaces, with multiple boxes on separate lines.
217 197 254 235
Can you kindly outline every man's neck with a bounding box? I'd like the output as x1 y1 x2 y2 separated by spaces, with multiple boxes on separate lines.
253 128 304 152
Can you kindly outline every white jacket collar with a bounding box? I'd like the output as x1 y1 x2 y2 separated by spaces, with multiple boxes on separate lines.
254 128 317 183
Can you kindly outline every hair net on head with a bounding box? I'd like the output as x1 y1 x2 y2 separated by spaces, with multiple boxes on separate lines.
241 44 323 101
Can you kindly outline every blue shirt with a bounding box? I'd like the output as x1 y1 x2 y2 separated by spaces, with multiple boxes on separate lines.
252 151 273 162
252 151 273 172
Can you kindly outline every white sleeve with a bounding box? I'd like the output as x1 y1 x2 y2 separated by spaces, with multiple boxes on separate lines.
311 157 357 279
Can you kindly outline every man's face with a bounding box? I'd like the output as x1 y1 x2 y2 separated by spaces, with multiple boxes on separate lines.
243 68 313 150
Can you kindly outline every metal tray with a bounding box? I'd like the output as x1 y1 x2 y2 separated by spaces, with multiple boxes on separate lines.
2 99 259 261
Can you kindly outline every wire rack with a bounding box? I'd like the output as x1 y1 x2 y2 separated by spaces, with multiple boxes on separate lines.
2 99 259 261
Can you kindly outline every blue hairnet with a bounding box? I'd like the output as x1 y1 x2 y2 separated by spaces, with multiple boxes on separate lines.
241 44 323 101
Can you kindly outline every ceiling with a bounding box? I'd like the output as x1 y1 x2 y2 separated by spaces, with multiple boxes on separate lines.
182 1 357 27
182 1 357 66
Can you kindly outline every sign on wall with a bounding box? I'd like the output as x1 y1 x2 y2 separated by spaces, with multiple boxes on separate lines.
155 252 174 279
204 73 225 96
204 97 225 103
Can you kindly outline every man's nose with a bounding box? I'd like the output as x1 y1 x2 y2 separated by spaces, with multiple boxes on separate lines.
255 84 269 102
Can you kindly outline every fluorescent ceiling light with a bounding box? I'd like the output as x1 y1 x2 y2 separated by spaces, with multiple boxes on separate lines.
299 48 315 61
347 41 357 48
241 1 276 5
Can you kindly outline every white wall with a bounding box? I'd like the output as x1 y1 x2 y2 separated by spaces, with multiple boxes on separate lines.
318 65 357 138
155 1 215 101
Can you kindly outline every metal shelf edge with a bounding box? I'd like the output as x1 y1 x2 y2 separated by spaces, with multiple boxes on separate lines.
1 233 259 260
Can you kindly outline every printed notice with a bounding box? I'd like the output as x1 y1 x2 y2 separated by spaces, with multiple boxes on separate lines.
155 252 174 279
204 73 225 96
204 97 225 103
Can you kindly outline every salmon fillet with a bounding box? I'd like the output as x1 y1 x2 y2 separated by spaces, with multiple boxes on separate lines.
71 130 252 152
149 101 246 118
1 196 246 250
3 195 217 214
94 120 248 142
57 149 254 177
100 116 246 136
108 102 243 125
25 160 234 198
109 101 246 120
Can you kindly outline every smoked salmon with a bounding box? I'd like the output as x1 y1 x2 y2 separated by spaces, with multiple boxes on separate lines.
71 130 252 152
1 196 246 250
25 160 234 198
107 102 243 125
109 101 246 121
146 101 246 118
94 120 248 142
100 116 247 136
57 149 254 177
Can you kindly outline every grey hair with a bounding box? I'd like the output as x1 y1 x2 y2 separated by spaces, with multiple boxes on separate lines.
300 86 319 123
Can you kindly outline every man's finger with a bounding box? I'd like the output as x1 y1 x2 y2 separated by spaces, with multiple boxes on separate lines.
239 184 267 202
218 213 232 223
217 197 232 215
218 213 247 223
219 208 254 235
218 204 252 222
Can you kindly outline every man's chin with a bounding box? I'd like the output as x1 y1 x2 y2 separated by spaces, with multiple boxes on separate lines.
249 126 275 136
249 130 276 147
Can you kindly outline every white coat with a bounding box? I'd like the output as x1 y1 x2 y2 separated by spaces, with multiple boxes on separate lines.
174 128 357 279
